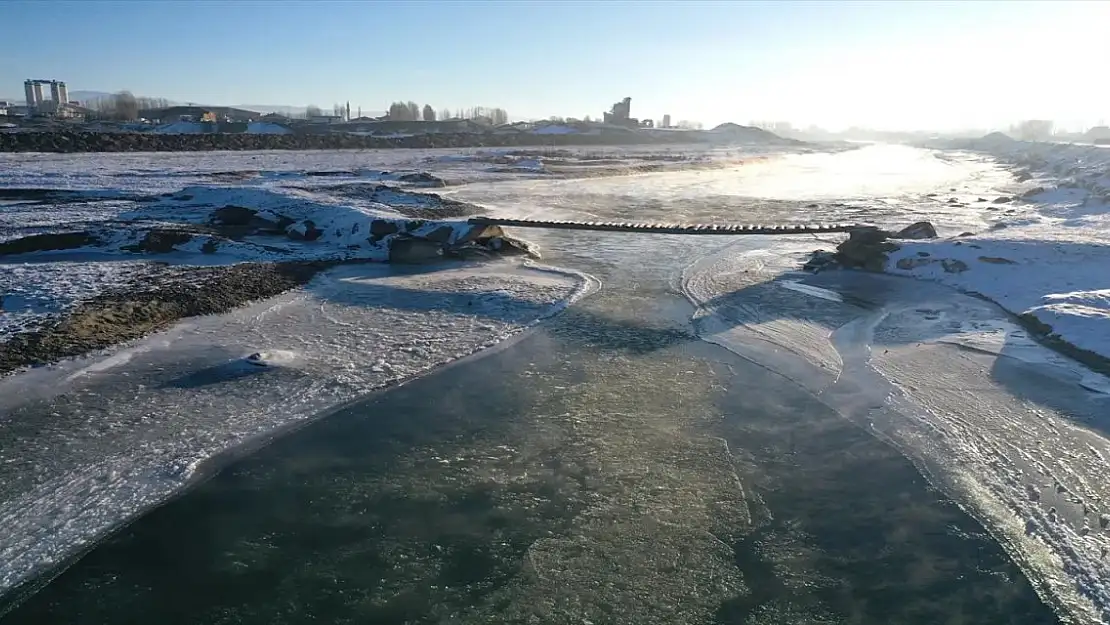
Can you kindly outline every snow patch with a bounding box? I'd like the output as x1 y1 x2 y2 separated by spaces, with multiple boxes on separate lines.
888 237 1110 361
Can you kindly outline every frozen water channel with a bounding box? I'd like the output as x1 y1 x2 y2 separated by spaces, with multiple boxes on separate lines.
1 145 1106 624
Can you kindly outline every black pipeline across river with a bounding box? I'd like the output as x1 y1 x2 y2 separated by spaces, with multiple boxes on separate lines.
469 216 868 235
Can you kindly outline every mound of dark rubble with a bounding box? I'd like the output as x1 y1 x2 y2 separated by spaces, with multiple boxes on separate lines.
803 221 938 272
0 210 532 264
0 262 327 376
0 129 703 154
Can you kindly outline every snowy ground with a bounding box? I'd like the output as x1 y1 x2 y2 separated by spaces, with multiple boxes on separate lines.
889 140 1110 363
0 145 755 345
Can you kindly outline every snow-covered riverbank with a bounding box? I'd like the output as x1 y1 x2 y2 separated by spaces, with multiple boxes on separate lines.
888 139 1110 365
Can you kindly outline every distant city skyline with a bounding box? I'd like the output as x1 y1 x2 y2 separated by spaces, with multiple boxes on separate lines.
4 0 1108 132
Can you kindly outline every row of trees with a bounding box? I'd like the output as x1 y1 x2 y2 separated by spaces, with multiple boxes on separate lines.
386 101 433 122
82 91 699 130
384 101 509 125
84 91 162 121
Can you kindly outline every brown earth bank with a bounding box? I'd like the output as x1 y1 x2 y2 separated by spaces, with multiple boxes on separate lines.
0 130 748 153
0 261 329 377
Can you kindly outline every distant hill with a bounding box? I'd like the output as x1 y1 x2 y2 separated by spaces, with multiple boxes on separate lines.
230 105 309 117
69 91 114 104
709 123 801 145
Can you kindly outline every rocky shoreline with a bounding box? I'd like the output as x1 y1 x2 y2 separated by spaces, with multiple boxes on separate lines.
0 130 723 153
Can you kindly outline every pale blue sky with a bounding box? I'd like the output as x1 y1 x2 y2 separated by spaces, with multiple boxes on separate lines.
4 0 1107 130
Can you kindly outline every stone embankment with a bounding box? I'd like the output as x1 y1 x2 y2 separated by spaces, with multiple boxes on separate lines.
0 130 704 153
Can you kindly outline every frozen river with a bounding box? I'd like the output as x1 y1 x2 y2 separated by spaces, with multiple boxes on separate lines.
1 145 1106 624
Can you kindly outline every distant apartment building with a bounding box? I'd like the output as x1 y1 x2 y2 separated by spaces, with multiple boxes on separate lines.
23 79 72 116
603 97 639 127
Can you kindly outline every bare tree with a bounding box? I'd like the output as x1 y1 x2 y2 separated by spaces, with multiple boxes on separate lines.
439 107 452 120
422 104 436 122
1012 119 1054 141
406 101 421 121
305 104 323 118
333 103 344 118
112 91 139 121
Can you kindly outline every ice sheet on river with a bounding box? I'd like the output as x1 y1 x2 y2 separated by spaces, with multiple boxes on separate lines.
0 261 595 596
683 240 1110 624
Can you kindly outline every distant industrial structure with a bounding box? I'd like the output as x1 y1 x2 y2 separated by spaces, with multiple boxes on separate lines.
661 114 671 129
23 79 75 116
602 97 655 129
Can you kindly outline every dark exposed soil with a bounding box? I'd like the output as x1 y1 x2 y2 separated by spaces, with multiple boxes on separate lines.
0 189 141 203
0 232 100 255
0 130 713 154
0 262 329 377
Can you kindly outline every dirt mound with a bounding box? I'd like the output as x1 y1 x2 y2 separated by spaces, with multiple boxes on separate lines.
397 172 447 187
979 131 1015 144
709 123 800 145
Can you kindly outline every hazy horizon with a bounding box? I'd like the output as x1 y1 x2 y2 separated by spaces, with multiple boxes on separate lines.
6 0 1108 133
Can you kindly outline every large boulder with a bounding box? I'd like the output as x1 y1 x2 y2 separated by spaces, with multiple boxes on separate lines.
211 205 257 226
486 235 536 257
210 205 289 236
397 172 447 187
122 229 193 253
456 223 506 245
941 259 969 273
893 221 938 240
803 250 838 272
833 227 899 272
896 257 933 270
423 225 456 244
369 219 400 242
388 236 444 263
286 220 323 241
